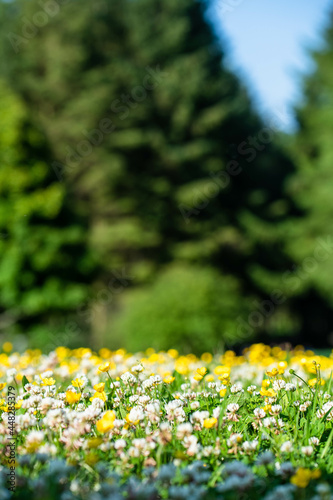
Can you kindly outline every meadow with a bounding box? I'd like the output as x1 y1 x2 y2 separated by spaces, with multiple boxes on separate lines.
1 342 333 499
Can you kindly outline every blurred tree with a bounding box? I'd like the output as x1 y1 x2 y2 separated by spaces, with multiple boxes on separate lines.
0 81 96 345
278 11 333 347
113 264 252 353
0 0 297 348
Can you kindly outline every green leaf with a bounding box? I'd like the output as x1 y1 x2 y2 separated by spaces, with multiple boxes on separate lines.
22 375 30 391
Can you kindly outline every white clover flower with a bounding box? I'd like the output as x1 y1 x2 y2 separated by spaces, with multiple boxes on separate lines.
6 368 17 381
317 401 333 420
270 404 282 415
280 441 293 453
26 430 45 446
285 383 296 392
190 401 200 410
202 446 214 456
227 433 243 446
190 410 210 424
121 371 137 384
227 403 239 414
273 379 286 391
230 383 243 394
114 439 127 450
176 423 193 440
127 406 145 423
131 364 144 373
301 445 314 456
242 440 258 452
213 407 221 419
309 437 320 446
137 395 150 406
254 408 266 418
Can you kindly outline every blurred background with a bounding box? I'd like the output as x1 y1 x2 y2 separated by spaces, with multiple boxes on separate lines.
0 0 333 353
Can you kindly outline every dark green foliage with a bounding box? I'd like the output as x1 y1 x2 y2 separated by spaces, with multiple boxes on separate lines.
0 0 298 348
113 264 251 353
0 81 96 341
279 11 333 346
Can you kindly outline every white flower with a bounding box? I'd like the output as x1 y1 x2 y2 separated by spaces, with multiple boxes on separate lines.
190 411 210 424
176 423 193 440
285 383 296 392
114 439 127 450
121 371 136 384
127 406 145 423
230 383 243 394
227 403 239 414
242 440 258 452
301 445 313 456
273 379 286 391
254 408 266 418
309 437 320 446
213 407 221 419
280 440 293 453
190 401 200 410
270 404 282 415
131 364 143 373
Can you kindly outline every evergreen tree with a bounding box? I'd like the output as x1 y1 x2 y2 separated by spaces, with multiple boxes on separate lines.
279 11 333 347
0 81 96 346
0 0 296 348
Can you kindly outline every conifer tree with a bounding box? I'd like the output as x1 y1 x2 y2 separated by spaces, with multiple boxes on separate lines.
0 81 96 345
0 0 296 347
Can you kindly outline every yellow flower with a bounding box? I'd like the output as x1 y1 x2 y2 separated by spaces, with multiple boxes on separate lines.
219 388 227 397
193 374 203 382
201 352 213 363
66 391 81 404
98 362 111 373
163 375 175 384
262 379 271 388
205 374 214 382
93 382 105 393
218 375 230 386
260 388 277 398
266 368 279 377
85 452 99 465
2 342 13 353
311 469 321 479
203 417 218 429
90 391 107 402
125 413 140 426
308 378 325 387
214 365 230 376
290 468 313 488
40 377 56 386
196 367 208 377
96 410 116 433
2 400 22 412
71 378 85 388
87 437 103 449
0 383 7 391
167 349 179 359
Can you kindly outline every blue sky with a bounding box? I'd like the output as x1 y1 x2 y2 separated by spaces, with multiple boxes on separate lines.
209 0 332 130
